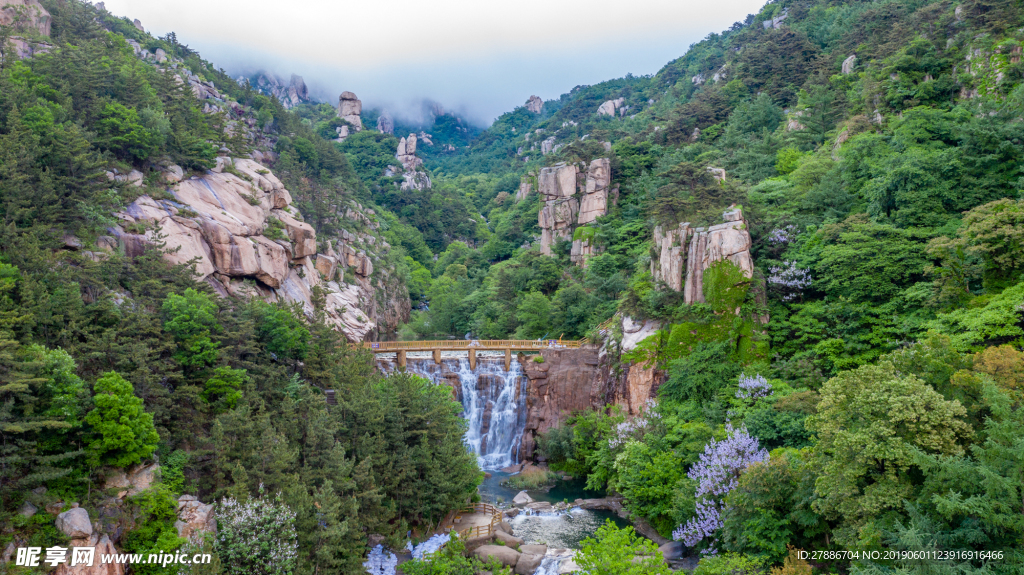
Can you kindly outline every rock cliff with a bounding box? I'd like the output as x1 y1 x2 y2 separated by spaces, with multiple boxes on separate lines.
517 347 664 460
537 159 614 263
338 91 363 130
111 157 406 342
0 0 51 36
243 72 312 109
650 207 753 303
376 110 395 134
519 349 606 460
525 95 543 114
391 133 432 191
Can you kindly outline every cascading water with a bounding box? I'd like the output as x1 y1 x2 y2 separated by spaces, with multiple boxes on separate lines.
382 355 528 470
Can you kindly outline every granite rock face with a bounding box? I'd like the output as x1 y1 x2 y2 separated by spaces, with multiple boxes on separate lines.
650 207 753 303
526 95 543 113
376 110 394 134
175 495 216 539
519 349 606 460
537 159 612 261
682 208 754 304
842 54 857 74
245 72 312 109
54 533 124 575
394 133 431 190
597 97 625 116
338 91 363 130
0 0 51 36
112 158 405 342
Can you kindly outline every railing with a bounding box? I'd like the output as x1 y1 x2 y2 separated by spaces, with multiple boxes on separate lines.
452 502 502 541
361 339 588 351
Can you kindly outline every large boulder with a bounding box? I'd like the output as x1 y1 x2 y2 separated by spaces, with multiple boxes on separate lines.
56 507 92 538
520 544 547 556
273 210 316 258
659 540 684 561
514 553 544 575
512 491 533 506
494 529 524 547
338 91 363 130
175 495 216 538
19 501 37 518
473 545 520 567
526 95 543 114
54 533 124 575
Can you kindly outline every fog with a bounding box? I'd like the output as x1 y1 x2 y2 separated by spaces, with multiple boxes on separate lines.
98 0 768 125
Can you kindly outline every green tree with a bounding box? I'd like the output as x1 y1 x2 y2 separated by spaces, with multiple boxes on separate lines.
613 440 688 536
576 520 673 575
807 363 972 547
514 291 551 338
84 371 160 468
251 302 309 362
162 289 221 373
201 367 245 413
94 101 164 162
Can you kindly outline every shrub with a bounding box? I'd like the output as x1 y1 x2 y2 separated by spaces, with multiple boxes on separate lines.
217 486 298 575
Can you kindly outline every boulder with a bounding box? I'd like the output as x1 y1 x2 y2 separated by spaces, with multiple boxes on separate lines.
842 54 857 74
315 254 338 281
526 95 543 114
175 495 215 538
597 98 624 116
46 501 65 515
376 111 394 134
525 501 554 513
512 491 533 506
273 210 316 258
514 553 544 575
163 164 183 184
473 545 520 567
520 544 547 556
659 540 684 561
126 170 143 187
494 529 523 547
56 507 93 538
19 501 37 518
338 91 363 130
103 463 159 499
54 533 124 575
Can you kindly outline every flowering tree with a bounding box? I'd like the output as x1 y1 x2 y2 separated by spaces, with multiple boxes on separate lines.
608 399 660 449
735 374 773 400
766 225 798 246
767 261 812 301
673 425 769 553
217 486 298 575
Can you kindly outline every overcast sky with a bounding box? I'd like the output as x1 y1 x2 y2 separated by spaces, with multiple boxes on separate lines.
99 0 768 125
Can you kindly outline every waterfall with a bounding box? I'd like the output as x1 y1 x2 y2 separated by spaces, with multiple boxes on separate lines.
383 355 528 470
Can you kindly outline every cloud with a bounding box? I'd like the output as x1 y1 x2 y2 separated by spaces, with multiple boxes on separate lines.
100 0 768 123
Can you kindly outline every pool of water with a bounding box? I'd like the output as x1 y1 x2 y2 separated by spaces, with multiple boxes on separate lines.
477 472 633 548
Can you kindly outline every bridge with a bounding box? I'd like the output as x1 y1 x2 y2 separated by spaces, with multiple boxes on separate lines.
360 339 588 370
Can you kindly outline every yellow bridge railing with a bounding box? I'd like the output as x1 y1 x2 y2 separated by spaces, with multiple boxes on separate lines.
361 339 587 351
363 340 592 370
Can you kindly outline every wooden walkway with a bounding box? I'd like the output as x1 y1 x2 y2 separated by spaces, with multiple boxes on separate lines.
362 339 588 370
